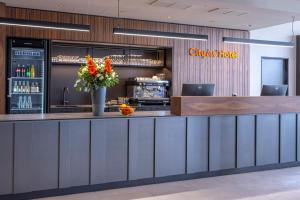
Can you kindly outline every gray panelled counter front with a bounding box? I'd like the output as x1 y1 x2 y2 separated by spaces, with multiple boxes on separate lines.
209 116 236 171
0 122 13 195
236 116 255 168
129 118 154 180
155 117 186 177
91 119 128 184
59 120 90 188
0 111 300 199
14 121 59 194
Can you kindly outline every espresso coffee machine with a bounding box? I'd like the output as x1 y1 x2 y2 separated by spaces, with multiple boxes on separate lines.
126 77 170 106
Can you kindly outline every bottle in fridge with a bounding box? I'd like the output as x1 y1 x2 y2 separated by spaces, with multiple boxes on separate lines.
6 38 48 114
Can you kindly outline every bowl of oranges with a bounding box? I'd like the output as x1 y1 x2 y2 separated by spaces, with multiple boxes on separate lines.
119 104 135 116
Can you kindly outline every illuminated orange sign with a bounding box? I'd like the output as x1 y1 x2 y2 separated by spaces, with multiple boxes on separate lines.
189 48 238 59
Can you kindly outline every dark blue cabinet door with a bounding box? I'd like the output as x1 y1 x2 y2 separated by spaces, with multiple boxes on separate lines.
280 114 296 163
297 114 300 161
155 117 186 177
14 121 59 193
256 115 279 166
59 120 90 188
237 115 255 168
209 116 236 171
0 122 13 195
91 119 128 184
129 118 154 180
187 116 209 174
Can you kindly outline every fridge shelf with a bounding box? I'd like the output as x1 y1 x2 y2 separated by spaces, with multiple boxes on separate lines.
11 93 43 95
12 58 44 61
11 77 43 80
11 107 42 111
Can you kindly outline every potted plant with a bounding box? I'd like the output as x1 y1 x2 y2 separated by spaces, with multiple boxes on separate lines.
74 55 119 116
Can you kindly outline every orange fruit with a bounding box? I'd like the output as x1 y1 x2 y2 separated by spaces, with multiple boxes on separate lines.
129 107 134 113
120 104 127 109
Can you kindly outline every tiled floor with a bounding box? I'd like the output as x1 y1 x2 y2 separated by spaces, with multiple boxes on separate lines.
38 167 300 200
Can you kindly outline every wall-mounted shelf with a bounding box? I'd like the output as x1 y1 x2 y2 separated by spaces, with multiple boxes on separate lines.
51 62 165 68
51 44 165 68
51 62 85 66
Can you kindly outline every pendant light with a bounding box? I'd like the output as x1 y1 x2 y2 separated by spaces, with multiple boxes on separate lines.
223 17 295 48
223 37 294 48
0 17 90 32
112 0 208 41
113 28 209 41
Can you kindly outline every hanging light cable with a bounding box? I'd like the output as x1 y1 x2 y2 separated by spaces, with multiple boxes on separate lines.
290 16 296 43
118 0 120 20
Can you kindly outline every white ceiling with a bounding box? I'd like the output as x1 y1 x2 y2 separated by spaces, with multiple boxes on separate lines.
2 0 300 30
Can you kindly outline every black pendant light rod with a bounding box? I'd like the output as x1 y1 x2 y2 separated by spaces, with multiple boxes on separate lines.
0 17 90 32
113 28 208 41
223 37 294 48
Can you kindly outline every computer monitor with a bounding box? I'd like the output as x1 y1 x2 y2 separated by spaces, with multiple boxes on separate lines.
260 85 288 96
181 84 215 96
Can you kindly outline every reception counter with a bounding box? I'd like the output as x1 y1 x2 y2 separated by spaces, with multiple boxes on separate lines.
1 97 300 199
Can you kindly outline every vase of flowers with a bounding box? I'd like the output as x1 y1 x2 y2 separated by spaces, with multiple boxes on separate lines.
74 55 119 116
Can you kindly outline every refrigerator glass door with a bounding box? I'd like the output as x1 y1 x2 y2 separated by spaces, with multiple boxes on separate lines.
8 47 45 114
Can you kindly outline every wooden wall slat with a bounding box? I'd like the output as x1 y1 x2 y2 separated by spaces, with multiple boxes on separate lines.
0 3 6 114
0 5 250 113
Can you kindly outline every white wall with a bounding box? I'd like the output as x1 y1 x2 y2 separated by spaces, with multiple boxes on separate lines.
250 22 300 96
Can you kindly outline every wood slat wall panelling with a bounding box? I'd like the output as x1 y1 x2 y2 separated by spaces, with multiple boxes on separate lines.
0 6 250 113
0 3 6 114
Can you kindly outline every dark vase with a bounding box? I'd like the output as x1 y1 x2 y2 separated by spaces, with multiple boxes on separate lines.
91 87 107 116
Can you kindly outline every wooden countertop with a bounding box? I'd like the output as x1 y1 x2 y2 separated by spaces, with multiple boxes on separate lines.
171 96 300 116
0 111 171 122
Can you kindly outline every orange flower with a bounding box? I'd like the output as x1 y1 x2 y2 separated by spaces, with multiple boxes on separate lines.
86 55 93 65
89 66 98 76
104 56 113 74
86 55 98 76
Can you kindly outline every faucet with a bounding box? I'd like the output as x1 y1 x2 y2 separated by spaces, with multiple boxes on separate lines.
62 87 69 106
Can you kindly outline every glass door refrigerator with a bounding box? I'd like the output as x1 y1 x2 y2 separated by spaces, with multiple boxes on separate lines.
7 38 48 114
